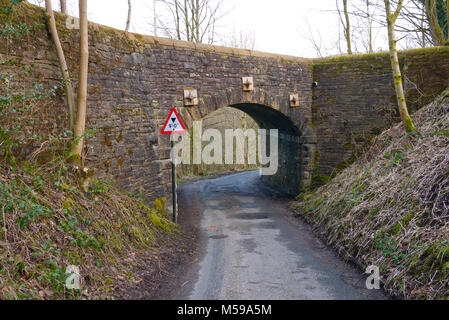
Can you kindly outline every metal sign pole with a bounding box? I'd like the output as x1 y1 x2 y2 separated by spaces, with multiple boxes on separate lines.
171 139 177 223
161 107 185 224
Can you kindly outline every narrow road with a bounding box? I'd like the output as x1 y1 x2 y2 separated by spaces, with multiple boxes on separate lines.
175 170 386 300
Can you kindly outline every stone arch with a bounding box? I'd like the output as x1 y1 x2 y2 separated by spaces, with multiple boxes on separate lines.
177 88 297 132
175 88 306 195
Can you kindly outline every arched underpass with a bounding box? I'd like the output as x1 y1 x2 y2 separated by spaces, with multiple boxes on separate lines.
178 102 304 196
231 103 302 196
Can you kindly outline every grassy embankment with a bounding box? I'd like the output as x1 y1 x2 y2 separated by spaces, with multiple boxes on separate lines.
292 89 449 299
0 160 177 300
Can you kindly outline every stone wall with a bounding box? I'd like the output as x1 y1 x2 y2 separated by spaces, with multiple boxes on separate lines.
312 47 449 178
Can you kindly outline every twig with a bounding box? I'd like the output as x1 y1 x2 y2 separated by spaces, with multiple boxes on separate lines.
2 206 6 242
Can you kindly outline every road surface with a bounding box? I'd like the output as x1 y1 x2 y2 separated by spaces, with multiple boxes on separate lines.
175 170 386 300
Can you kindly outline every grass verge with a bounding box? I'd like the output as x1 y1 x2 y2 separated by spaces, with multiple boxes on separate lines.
292 88 449 299
0 160 177 300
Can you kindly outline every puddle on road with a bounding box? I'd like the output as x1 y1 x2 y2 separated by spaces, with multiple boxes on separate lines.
234 196 256 203
238 203 259 209
229 213 269 220
209 234 229 239
255 221 277 229
209 205 230 210
239 238 257 252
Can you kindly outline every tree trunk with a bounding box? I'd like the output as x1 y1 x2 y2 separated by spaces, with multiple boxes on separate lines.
366 0 373 53
190 0 195 41
125 0 131 32
45 0 75 128
447 0 449 39
174 0 181 39
343 0 352 54
384 0 416 133
154 0 158 36
425 0 445 45
195 0 200 42
184 0 190 41
70 0 89 161
60 0 67 14
421 10 427 47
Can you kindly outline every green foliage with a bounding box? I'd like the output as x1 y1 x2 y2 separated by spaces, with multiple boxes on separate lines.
153 197 167 218
373 233 405 261
36 257 70 297
89 178 110 195
0 179 51 230
58 210 102 250
0 3 71 167
0 161 177 300
0 21 37 39
0 0 25 17
383 149 404 167
435 129 449 136
0 63 68 166
310 174 330 190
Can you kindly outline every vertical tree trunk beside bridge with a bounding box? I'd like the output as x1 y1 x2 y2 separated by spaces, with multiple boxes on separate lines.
60 0 66 14
384 0 416 133
70 0 89 162
44 0 75 128
125 0 132 32
343 0 352 54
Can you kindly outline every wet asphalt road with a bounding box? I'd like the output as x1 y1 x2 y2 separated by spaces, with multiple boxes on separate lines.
176 170 387 300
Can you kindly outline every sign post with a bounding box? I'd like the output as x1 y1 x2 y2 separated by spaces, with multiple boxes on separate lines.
161 108 186 223
171 139 177 223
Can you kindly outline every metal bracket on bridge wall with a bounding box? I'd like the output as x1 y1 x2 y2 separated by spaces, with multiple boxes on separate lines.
184 89 198 106
290 94 300 108
242 77 254 92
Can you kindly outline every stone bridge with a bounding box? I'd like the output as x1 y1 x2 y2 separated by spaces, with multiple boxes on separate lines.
3 3 449 202
92 32 315 197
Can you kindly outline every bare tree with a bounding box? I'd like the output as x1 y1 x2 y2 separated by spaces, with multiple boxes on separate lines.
60 0 67 13
301 20 326 58
225 29 256 50
71 0 89 161
153 0 158 36
154 0 227 44
347 0 429 51
345 0 378 53
387 0 449 47
424 0 445 45
45 0 75 127
366 0 374 52
125 0 132 32
300 18 344 58
337 0 353 54
384 0 416 133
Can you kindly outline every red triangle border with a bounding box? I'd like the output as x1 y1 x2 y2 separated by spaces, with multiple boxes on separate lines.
161 107 187 134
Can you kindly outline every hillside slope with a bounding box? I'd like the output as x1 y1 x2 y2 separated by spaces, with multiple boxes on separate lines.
292 89 449 299
0 161 180 300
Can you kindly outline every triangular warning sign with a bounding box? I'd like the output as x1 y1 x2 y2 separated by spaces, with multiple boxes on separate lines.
161 108 187 134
